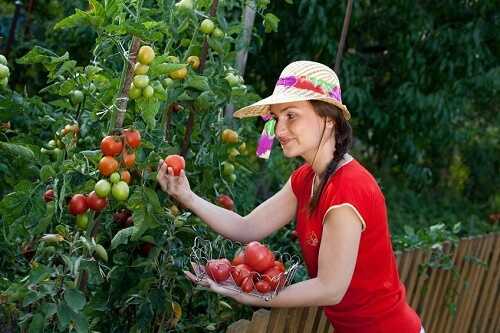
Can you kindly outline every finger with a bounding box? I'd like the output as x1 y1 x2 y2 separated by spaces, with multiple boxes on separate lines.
157 159 164 171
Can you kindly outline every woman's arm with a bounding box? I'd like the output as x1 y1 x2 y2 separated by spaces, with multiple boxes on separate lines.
185 205 362 307
157 161 297 243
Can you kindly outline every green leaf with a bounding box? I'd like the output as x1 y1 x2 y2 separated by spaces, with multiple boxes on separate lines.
138 99 161 129
144 187 162 213
263 13 280 33
150 63 186 76
184 75 210 91
54 9 91 30
64 288 86 312
28 313 44 333
40 165 56 182
74 312 89 333
57 302 73 330
0 142 35 160
40 302 57 318
17 46 58 64
207 38 224 54
111 227 134 249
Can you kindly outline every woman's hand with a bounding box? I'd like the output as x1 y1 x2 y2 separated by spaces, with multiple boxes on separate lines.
156 159 193 206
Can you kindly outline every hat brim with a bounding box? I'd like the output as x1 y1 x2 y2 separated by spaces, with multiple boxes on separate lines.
233 92 350 120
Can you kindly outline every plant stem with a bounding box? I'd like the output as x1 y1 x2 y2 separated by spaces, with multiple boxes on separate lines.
110 36 141 132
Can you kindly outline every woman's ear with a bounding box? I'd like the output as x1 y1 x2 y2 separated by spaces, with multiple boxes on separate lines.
326 118 335 129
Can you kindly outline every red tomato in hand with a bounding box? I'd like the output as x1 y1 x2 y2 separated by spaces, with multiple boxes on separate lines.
68 194 88 215
230 264 252 286
100 136 123 156
240 276 254 293
164 155 185 176
123 129 141 148
244 241 275 273
255 279 272 293
206 259 231 283
231 249 245 266
217 194 234 211
87 191 107 212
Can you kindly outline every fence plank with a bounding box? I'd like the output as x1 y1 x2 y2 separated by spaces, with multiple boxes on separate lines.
428 241 460 333
409 250 430 311
301 306 322 333
246 308 270 333
226 319 250 333
316 311 332 333
477 234 500 333
265 307 288 333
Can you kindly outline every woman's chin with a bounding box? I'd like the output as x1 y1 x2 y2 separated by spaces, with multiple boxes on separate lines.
281 147 299 158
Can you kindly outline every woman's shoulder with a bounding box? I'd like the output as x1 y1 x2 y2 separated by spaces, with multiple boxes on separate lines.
330 158 383 196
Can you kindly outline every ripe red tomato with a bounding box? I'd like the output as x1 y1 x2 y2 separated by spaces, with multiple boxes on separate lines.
123 150 136 168
99 156 119 176
164 155 185 176
87 191 107 212
68 194 88 215
100 136 123 156
230 264 252 286
231 249 245 266
217 194 234 211
263 266 286 290
206 259 231 283
123 129 141 148
240 276 254 293
43 189 55 202
244 241 275 273
255 279 272 293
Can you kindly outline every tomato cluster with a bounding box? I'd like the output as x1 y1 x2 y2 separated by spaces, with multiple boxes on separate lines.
0 54 10 88
205 241 287 295
40 123 79 158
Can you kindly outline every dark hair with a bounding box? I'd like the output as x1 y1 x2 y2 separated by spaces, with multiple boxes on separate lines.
308 100 352 214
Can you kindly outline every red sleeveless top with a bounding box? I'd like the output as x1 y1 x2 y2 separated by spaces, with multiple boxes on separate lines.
290 159 421 333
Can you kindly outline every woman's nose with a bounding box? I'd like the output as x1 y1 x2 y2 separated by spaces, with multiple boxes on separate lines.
275 118 288 137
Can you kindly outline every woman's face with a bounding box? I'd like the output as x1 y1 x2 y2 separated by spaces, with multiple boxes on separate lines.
270 101 333 159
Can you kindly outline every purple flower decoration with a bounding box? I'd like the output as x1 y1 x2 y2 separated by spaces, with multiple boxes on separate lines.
329 86 342 103
276 76 298 88
256 134 274 158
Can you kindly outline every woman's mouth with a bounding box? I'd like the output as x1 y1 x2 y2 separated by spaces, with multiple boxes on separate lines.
279 138 293 146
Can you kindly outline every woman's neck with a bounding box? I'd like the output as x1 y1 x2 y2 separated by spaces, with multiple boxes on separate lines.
303 137 337 178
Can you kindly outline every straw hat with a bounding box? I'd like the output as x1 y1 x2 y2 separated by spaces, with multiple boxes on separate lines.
233 60 350 120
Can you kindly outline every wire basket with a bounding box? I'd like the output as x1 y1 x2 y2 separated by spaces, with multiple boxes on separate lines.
189 236 301 301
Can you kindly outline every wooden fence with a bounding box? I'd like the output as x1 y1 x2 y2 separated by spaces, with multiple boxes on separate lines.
227 233 499 333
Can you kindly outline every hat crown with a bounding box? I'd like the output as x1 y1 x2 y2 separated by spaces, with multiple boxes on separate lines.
275 60 340 90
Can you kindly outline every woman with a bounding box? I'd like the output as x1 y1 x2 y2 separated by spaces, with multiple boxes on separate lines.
157 61 423 332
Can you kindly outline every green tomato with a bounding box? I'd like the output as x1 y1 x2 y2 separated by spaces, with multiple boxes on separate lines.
95 179 111 198
53 148 63 159
137 46 155 65
69 90 84 106
134 63 149 75
110 172 120 184
48 140 56 148
200 19 215 34
175 0 193 11
0 55 7 66
133 75 149 89
212 28 224 38
229 173 237 183
0 64 10 79
128 84 142 99
223 162 235 176
112 181 129 201
75 214 89 230
224 73 241 87
142 85 154 99
0 77 7 88
94 244 108 262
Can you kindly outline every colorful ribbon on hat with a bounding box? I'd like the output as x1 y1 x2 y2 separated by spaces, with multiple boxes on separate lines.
276 75 342 103
256 114 276 159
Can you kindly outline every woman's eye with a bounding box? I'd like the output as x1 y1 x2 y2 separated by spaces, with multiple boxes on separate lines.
287 113 295 119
